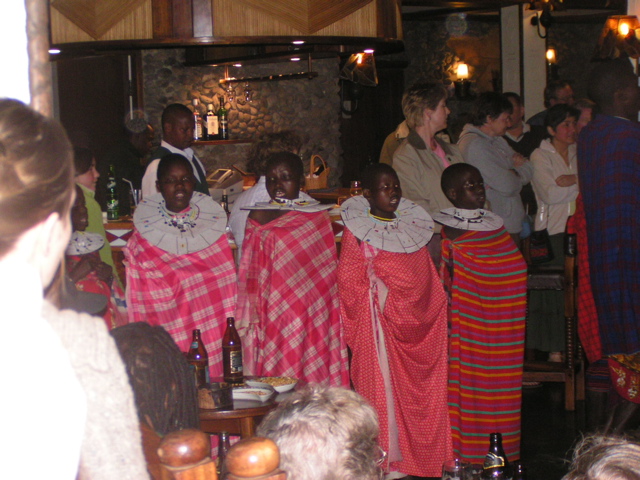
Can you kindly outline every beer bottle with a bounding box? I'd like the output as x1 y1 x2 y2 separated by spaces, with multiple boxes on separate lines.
222 317 243 384
482 433 511 480
186 329 209 387
221 189 230 216
106 164 119 220
217 95 229 140
206 103 219 140
512 461 526 480
217 431 231 479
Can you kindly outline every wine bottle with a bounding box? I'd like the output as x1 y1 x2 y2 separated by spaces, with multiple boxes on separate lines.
482 433 512 480
192 98 203 140
217 96 229 140
186 329 209 387
222 317 243 384
206 103 219 140
106 164 119 220
221 189 230 215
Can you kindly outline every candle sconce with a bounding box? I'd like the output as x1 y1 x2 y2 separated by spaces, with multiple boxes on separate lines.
454 63 470 99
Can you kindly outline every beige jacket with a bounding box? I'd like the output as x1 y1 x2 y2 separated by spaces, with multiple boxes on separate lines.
44 303 150 480
392 130 465 232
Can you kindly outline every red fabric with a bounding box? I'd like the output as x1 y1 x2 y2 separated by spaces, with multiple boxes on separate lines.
66 252 128 330
236 211 349 387
566 194 603 364
124 231 237 376
441 227 527 463
338 229 452 477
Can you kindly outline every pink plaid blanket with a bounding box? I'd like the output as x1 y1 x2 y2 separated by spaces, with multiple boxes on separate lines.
124 231 237 377
236 211 349 387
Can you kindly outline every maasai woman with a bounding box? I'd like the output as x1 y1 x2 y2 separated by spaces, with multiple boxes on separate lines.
125 154 237 373
236 152 349 387
338 163 452 478
435 163 527 462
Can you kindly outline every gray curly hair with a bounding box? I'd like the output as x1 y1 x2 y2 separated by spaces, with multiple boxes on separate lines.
563 434 640 480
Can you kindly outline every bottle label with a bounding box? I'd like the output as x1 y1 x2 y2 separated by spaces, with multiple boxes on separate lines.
229 350 243 374
207 116 219 135
484 453 506 469
107 178 116 189
194 121 203 140
190 341 198 349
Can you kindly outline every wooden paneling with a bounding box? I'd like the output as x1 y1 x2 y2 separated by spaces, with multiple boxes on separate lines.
213 0 379 37
50 0 153 43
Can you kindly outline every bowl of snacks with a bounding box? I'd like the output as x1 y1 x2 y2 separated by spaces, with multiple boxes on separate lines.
247 376 298 393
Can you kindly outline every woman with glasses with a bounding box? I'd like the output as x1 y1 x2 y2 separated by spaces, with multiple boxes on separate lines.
125 154 237 372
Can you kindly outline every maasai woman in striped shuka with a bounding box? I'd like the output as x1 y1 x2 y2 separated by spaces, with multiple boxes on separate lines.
435 163 527 462
125 155 237 375
236 152 349 387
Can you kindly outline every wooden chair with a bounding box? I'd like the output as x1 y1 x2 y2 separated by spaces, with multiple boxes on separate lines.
522 233 586 411
156 429 286 480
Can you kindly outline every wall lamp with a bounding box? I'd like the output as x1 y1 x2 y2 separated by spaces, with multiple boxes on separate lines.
339 50 378 115
594 15 640 60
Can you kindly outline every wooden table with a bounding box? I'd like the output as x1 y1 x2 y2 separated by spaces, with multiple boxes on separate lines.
199 398 277 438
306 187 351 204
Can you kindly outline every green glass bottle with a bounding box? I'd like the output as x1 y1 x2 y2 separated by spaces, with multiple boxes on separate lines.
217 95 229 140
106 164 119 220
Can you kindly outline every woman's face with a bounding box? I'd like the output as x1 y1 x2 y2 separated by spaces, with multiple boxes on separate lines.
450 168 486 210
484 112 512 137
549 116 578 146
266 161 301 201
157 162 195 213
75 159 100 191
71 189 89 232
424 98 450 133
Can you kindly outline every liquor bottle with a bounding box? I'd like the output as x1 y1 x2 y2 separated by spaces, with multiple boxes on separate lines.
222 317 243 384
482 433 511 480
192 98 203 140
217 96 229 140
221 189 230 215
106 164 119 220
206 103 219 140
186 329 209 387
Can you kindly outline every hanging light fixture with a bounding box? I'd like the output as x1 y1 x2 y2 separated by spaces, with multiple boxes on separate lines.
593 15 640 60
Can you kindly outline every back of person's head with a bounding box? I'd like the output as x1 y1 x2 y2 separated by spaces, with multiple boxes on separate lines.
110 322 199 436
588 59 639 118
545 80 573 107
575 98 596 112
361 163 398 192
402 83 448 130
470 92 513 126
503 92 523 107
256 384 381 480
247 130 304 177
0 99 75 259
563 434 640 480
73 146 94 176
441 163 481 199
545 104 581 130
161 103 192 132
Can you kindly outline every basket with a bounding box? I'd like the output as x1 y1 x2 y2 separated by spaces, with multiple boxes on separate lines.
304 155 330 191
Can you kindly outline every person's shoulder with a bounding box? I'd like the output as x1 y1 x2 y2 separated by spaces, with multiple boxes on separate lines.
150 146 172 161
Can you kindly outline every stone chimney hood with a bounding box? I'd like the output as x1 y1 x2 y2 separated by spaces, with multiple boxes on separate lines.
49 0 404 58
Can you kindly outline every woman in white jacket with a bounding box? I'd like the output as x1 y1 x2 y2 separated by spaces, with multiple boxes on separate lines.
529 103 580 361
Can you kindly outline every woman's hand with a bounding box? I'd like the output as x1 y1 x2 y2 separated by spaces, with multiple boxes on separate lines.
555 174 578 187
512 153 527 168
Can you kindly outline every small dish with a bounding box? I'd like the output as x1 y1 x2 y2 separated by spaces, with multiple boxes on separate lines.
232 386 275 402
254 376 298 393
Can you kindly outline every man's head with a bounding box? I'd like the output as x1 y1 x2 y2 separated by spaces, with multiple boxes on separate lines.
362 163 402 220
129 124 155 158
161 104 195 151
504 92 524 129
545 80 574 108
257 385 381 480
441 163 486 210
265 152 304 201
588 59 640 120
156 154 196 212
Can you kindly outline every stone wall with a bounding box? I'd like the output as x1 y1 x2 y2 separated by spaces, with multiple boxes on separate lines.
142 49 343 185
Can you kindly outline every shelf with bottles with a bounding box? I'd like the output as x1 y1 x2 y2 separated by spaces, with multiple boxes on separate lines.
192 139 252 146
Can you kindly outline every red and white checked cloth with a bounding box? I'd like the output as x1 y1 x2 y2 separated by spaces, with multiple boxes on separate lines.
124 230 237 376
236 211 349 387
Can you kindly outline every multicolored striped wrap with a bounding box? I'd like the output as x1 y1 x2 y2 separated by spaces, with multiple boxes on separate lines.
441 227 527 462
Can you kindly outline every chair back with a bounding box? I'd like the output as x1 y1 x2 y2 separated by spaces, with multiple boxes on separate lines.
226 437 286 480
158 428 218 480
